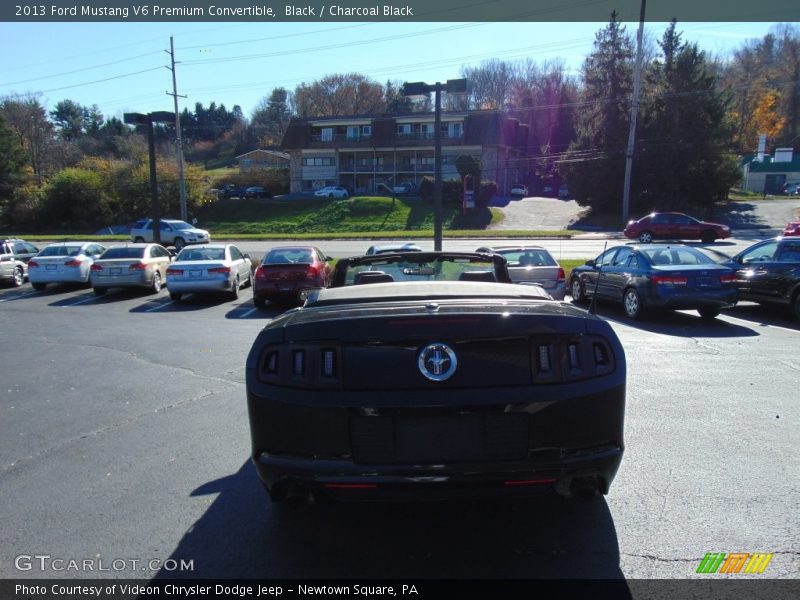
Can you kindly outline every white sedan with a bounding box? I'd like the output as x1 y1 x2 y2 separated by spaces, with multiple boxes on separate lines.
166 243 252 302
314 186 349 199
28 242 107 291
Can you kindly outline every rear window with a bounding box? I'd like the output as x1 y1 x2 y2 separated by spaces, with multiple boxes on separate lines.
40 245 82 257
100 247 145 259
642 247 714 266
264 249 314 264
176 247 226 261
499 249 556 267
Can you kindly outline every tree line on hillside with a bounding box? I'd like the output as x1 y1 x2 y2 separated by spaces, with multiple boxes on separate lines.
1 18 798 231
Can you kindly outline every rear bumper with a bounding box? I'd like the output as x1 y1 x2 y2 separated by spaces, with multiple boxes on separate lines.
166 277 233 293
643 287 737 311
29 270 88 284
90 272 152 289
247 381 625 502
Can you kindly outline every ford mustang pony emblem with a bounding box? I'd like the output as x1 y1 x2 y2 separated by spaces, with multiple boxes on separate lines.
418 343 458 381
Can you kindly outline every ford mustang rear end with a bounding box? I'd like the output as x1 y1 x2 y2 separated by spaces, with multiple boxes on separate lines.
246 282 625 503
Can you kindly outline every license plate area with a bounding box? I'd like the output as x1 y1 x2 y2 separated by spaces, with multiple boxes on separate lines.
189 270 202 278
46 265 57 271
110 268 122 275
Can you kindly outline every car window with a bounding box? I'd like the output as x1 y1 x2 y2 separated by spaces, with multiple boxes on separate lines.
40 245 73 257
595 248 618 267
643 247 714 266
341 255 498 285
265 249 314 264
229 246 243 261
651 214 670 224
14 242 28 254
172 221 193 230
612 247 633 266
101 247 145 259
777 242 800 263
501 250 557 267
740 242 778 263
626 255 640 269
133 220 148 229
1 243 10 254
673 215 693 225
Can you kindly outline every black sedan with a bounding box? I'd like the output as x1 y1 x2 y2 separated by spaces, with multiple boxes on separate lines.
570 244 738 319
725 237 800 320
246 254 625 504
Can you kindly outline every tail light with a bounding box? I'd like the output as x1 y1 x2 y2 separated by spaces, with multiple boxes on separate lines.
128 262 147 271
306 264 320 280
532 336 615 382
719 273 736 284
166 268 183 276
28 260 39 268
556 267 565 282
208 266 231 274
652 275 687 285
64 259 83 267
255 266 267 280
90 264 103 272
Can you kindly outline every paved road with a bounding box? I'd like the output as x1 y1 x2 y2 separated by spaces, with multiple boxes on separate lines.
0 275 797 582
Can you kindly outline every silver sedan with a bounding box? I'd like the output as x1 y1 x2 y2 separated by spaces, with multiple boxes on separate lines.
166 243 252 302
28 242 107 290
90 243 172 296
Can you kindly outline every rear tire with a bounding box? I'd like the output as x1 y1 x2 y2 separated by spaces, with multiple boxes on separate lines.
32 282 47 292
623 287 644 319
700 230 716 243
698 307 720 319
174 238 186 251
571 278 586 303
639 231 653 244
93 287 107 296
150 272 162 294
12 266 24 287
230 276 240 299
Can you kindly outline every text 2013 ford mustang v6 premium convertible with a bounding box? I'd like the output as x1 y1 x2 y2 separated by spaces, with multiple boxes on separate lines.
246 252 626 503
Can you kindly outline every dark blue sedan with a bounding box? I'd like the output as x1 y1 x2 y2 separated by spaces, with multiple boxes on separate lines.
570 244 738 319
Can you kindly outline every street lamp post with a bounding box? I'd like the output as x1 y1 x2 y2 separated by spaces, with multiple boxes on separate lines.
403 79 467 251
124 111 175 244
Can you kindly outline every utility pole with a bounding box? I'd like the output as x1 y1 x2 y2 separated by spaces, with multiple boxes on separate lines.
166 36 188 222
622 0 646 225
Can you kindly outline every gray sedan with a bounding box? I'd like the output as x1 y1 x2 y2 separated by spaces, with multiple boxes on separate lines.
28 242 107 290
166 243 252 302
90 243 172 296
476 245 567 300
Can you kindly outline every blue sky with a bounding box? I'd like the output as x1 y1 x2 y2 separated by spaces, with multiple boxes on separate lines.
0 21 786 120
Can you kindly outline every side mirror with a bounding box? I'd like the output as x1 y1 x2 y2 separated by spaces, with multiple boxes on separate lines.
325 256 333 261
243 253 251 259
585 259 596 267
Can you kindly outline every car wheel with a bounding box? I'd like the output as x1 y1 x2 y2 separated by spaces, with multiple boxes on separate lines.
174 238 186 251
623 287 644 319
571 278 586 303
170 291 182 302
32 282 47 292
700 230 716 243
150 272 162 294
698 307 720 319
638 231 653 244
11 266 24 287
93 287 107 296
230 275 240 299
254 296 266 309
134 237 145 243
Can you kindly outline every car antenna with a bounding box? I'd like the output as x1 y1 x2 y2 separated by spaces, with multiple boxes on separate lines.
589 241 607 315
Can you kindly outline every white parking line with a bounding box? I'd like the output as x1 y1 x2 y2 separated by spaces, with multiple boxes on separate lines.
238 306 260 319
61 295 99 307
145 300 174 312
721 314 800 335
0 291 38 302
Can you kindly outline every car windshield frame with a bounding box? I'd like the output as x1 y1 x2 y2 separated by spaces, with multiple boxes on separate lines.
640 246 716 266
100 247 146 260
39 245 83 257
331 252 511 287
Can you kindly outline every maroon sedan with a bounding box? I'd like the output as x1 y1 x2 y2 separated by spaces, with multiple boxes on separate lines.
623 212 730 244
783 221 800 237
253 246 333 308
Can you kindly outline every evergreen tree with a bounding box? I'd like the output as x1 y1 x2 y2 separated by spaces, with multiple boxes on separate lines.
636 21 740 212
562 13 634 213
251 88 292 147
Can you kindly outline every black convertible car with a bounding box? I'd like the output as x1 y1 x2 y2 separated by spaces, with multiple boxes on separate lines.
246 253 626 503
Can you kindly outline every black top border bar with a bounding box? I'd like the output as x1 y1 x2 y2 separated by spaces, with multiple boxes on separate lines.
3 0 800 23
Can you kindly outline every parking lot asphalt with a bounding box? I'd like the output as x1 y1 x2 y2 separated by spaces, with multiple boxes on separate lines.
0 278 798 582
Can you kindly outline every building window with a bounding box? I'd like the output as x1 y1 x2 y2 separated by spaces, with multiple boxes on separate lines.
321 128 333 142
448 122 463 138
397 124 411 135
362 125 372 138
303 157 335 166
347 126 360 140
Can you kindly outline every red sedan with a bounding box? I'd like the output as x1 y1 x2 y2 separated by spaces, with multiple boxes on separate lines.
623 212 730 244
253 246 333 308
783 221 800 237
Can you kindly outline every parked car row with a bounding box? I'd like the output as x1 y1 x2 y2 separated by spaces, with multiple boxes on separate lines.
570 238 800 321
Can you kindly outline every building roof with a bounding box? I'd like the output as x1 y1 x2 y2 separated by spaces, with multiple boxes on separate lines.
236 149 290 160
746 155 800 173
